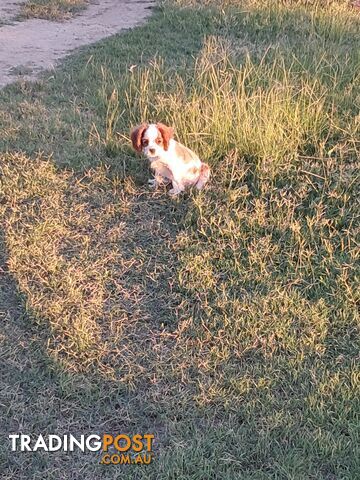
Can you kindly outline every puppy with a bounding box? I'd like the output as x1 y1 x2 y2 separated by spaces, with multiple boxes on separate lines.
131 122 210 195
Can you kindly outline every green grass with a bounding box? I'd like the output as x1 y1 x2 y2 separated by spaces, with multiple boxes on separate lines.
19 0 89 20
0 0 359 478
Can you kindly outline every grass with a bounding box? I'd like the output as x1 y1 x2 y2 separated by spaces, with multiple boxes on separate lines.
19 0 89 21
0 0 359 478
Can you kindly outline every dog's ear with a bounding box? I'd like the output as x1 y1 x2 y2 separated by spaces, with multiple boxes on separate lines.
157 123 174 151
130 123 148 152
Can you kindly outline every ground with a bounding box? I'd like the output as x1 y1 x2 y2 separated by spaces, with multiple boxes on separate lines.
0 0 359 479
0 0 154 87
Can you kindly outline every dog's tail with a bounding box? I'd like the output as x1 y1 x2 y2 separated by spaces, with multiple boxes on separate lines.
195 163 210 190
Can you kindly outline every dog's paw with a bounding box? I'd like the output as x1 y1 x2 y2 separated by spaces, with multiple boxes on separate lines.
168 188 182 196
148 178 157 189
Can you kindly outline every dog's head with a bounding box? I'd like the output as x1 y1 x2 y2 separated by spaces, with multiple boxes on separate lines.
130 122 174 159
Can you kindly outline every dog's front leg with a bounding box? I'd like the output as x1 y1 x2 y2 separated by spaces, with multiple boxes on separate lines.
169 180 185 196
148 174 170 189
148 174 163 189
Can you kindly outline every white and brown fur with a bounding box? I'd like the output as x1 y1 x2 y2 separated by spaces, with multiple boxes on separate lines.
131 122 210 195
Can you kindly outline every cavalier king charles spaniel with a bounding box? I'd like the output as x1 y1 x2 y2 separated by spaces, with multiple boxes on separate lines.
131 122 210 196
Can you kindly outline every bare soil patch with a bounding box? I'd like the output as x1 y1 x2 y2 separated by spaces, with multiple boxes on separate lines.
0 0 25 23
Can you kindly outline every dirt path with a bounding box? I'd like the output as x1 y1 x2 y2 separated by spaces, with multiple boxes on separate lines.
0 0 154 88
0 0 25 23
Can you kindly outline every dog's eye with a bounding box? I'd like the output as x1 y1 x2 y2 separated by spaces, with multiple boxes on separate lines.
142 139 149 146
155 138 162 145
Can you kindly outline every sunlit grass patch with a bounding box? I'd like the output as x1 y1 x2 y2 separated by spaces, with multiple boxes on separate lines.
101 35 355 178
0 153 183 379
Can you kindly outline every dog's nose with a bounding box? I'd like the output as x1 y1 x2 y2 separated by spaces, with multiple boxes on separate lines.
149 148 155 155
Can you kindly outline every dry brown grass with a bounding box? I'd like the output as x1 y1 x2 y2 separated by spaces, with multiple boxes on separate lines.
20 0 89 21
